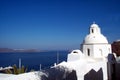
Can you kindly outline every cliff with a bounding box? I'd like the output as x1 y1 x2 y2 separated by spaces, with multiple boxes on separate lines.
112 40 120 56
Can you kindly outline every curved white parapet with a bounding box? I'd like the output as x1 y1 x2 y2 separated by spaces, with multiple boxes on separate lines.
67 50 85 62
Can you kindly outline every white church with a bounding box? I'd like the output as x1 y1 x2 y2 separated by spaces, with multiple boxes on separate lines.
58 23 113 80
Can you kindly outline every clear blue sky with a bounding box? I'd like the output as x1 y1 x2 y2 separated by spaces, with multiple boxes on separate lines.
0 0 120 50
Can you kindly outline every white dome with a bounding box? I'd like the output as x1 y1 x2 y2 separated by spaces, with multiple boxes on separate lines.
90 23 99 28
83 23 108 44
84 34 108 44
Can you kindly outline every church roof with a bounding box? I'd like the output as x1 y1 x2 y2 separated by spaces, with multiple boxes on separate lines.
83 23 108 44
90 23 99 28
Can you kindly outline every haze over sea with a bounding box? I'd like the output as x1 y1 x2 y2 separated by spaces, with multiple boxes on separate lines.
0 51 68 71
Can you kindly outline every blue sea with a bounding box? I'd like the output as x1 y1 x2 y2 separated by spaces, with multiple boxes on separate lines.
0 51 69 71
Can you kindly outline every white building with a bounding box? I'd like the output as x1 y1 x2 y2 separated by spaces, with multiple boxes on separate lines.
82 23 111 58
59 23 112 80
0 23 113 80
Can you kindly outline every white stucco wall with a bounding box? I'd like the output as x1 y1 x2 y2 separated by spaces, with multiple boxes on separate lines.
93 44 111 58
82 44 111 58
60 58 108 80
67 53 81 61
83 44 94 57
65 23 111 80
67 50 84 61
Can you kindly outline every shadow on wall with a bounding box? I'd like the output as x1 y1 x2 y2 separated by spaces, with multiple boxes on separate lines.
107 54 120 80
115 63 120 80
40 66 77 80
107 54 116 80
84 68 103 80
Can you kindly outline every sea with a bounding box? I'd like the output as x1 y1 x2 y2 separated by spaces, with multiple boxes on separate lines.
0 51 69 71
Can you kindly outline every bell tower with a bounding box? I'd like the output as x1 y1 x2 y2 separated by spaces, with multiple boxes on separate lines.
89 22 101 34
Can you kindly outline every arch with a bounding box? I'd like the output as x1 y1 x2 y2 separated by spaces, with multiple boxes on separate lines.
91 29 94 33
99 49 103 56
87 48 90 56
108 48 111 53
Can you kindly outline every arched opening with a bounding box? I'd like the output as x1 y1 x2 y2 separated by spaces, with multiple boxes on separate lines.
99 49 102 56
87 49 90 56
109 48 111 53
91 29 94 33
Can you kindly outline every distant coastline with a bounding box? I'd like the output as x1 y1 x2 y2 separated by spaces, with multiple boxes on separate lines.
0 48 70 53
0 48 41 53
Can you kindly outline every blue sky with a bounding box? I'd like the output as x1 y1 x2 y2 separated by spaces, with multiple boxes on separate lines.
0 0 120 50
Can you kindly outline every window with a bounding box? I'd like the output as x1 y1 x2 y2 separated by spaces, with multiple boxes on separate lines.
99 49 102 56
87 49 90 56
92 29 94 33
73 51 78 53
108 48 111 53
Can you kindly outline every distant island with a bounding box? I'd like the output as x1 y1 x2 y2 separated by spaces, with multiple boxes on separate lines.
0 48 41 52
